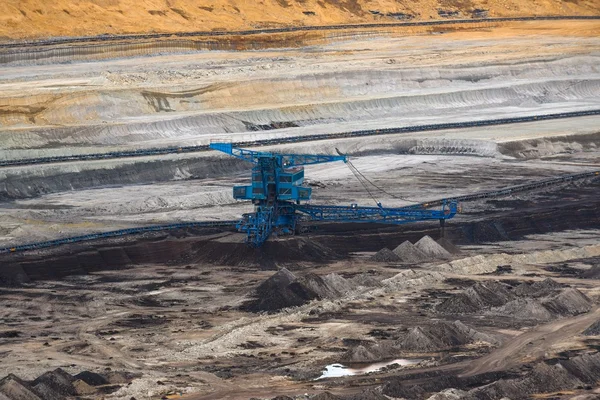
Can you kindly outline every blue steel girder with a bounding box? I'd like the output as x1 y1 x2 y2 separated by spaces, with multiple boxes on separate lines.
209 142 347 166
295 202 457 224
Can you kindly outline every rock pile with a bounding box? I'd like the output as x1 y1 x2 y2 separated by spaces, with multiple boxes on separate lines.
468 352 600 399
242 268 355 313
370 248 401 262
0 368 133 400
384 352 600 399
371 236 456 264
414 236 452 260
393 241 429 263
436 237 461 255
436 279 592 321
583 320 600 336
382 269 445 291
397 321 497 352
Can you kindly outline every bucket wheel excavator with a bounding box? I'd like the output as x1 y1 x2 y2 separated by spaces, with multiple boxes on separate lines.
209 142 457 247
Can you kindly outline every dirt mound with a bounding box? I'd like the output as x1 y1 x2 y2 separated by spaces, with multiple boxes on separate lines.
436 238 461 255
299 273 346 299
73 371 108 386
581 265 600 279
71 380 95 396
513 278 564 297
582 320 600 336
393 241 429 263
348 273 381 288
242 268 353 313
541 287 592 316
0 374 41 400
397 320 496 352
312 393 341 400
469 361 585 399
371 248 401 262
389 352 600 399
437 279 589 320
488 298 553 321
31 368 76 399
414 236 451 260
323 273 354 294
382 269 445 291
345 388 388 400
241 268 317 312
342 344 381 363
426 388 468 400
341 340 396 363
436 281 514 314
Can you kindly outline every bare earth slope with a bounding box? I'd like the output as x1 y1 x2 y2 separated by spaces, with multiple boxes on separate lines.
1 0 599 40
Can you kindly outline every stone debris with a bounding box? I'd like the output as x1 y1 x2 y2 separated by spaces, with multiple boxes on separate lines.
0 375 41 400
0 369 132 400
242 269 359 312
437 279 592 321
397 320 497 352
436 238 461 255
370 248 401 262
582 320 600 336
490 298 553 321
438 244 600 275
387 352 600 399
414 236 452 260
426 388 468 400
393 241 430 263
382 269 445 291
312 393 342 400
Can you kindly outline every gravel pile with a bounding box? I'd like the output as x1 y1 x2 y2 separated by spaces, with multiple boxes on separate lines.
436 281 513 314
373 236 458 264
393 241 429 263
436 238 461 255
581 265 600 279
312 393 342 400
415 236 452 260
0 369 125 400
342 344 388 363
242 269 357 313
241 268 318 313
438 244 600 275
382 269 445 291
397 320 497 352
386 352 600 399
0 375 41 400
437 279 591 320
31 368 77 400
513 278 564 297
370 248 401 262
582 320 600 336
470 362 584 399
490 298 553 321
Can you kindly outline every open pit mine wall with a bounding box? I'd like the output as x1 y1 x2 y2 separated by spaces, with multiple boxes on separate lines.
2 0 599 40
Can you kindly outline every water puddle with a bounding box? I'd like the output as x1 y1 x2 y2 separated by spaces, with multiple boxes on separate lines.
315 358 422 380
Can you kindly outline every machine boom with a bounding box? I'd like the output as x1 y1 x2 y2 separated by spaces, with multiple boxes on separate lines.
209 142 457 247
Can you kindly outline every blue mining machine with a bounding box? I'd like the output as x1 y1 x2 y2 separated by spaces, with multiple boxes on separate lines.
209 142 457 247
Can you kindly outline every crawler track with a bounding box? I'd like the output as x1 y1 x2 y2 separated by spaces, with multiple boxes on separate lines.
1 170 598 255
0 16 598 49
3 109 600 168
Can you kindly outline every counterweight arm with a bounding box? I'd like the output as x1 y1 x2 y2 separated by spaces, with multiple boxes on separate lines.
209 142 347 166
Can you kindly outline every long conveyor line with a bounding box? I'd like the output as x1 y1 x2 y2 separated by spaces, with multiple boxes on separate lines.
1 170 598 255
3 109 599 168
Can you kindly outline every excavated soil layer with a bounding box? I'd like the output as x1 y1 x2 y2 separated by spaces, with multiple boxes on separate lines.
1 190 598 285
